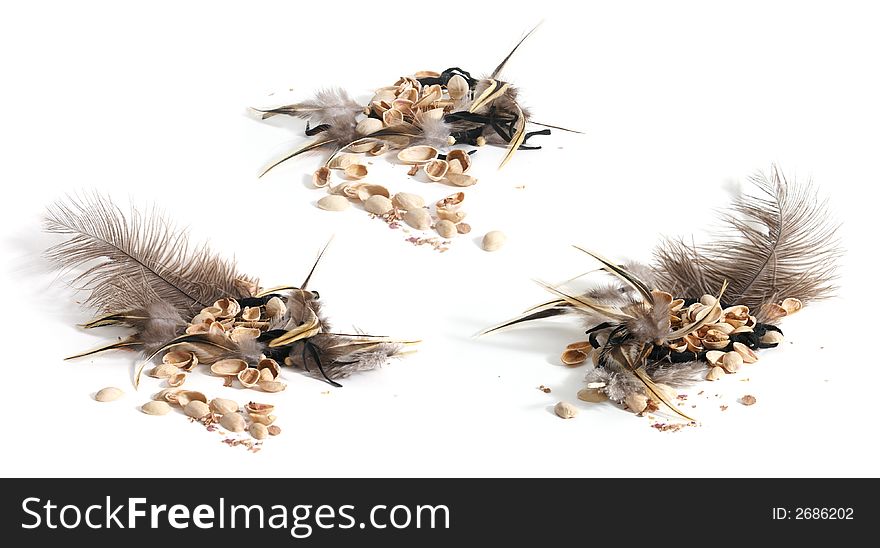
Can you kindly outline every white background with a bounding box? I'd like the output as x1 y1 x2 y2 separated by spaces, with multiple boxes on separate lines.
1 0 878 477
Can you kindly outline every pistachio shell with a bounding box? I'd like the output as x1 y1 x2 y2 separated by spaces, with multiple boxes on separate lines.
761 303 788 322
435 209 466 223
435 219 457 238
733 342 758 363
397 145 438 164
258 358 281 379
163 350 197 371
230 327 261 343
731 325 754 334
259 380 287 393
141 401 172 415
238 367 260 388
249 423 269 440
249 413 276 425
706 366 726 381
327 153 357 170
625 393 648 414
246 402 275 415
317 195 350 211
561 348 590 365
446 74 469 100
219 413 245 433
343 163 368 180
241 306 261 321
577 388 608 403
356 184 390 202
155 389 180 405
259 368 274 382
445 173 477 187
213 298 241 319
424 159 449 181
95 387 123 402
445 149 471 173
760 330 785 345
481 230 506 252
721 352 743 373
403 208 431 230
711 322 735 335
184 400 211 419
364 195 393 215
312 166 331 187
209 398 239 415
167 372 186 387
176 391 207 406
356 117 383 135
211 359 248 376
268 425 282 436
436 192 464 210
382 108 404 126
149 364 179 379
781 298 802 315
265 296 286 318
391 192 425 210
456 222 472 234
348 140 377 153
554 401 578 419
705 350 725 366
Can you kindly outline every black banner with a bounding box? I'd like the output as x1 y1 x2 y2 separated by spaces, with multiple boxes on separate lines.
0 479 873 544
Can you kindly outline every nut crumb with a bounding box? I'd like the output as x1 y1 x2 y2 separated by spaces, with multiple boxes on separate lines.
740 395 757 406
720 405 728 411
538 385 551 394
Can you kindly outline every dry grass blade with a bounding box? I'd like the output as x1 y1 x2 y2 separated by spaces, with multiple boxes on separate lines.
498 104 526 169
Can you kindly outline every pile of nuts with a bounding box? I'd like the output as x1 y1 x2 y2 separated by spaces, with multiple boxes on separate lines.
144 297 288 393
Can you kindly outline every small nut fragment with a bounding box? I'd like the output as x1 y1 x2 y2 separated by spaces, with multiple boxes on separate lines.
435 219 457 238
456 222 471 234
268 425 282 436
259 380 287 393
364 195 393 215
721 352 743 373
625 393 648 414
554 401 578 419
403 208 431 230
481 230 506 251
706 366 725 381
184 400 211 419
95 387 123 402
732 342 758 364
317 195 350 212
141 401 172 415
577 388 607 403
249 423 269 440
760 330 785 345
391 192 425 210
740 395 757 406
219 413 246 432
209 398 239 415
